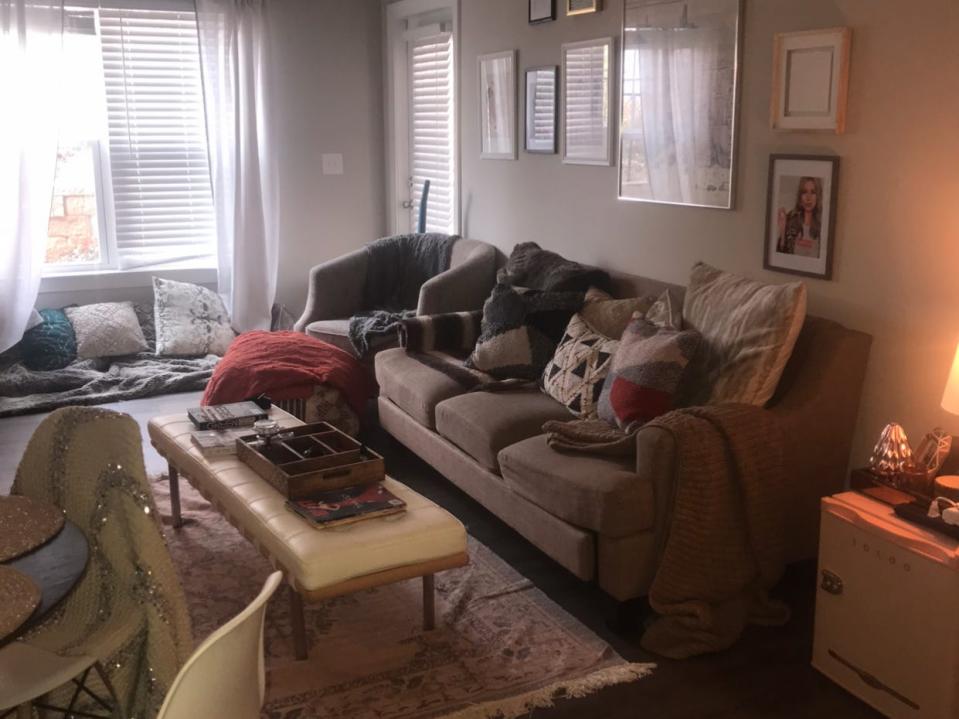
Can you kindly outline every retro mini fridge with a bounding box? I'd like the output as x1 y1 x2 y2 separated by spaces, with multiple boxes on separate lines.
813 492 959 718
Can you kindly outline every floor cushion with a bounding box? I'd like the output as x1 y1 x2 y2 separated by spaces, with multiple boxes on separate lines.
20 309 77 371
65 301 148 359
375 348 469 429
153 277 234 357
434 390 572 472
498 434 654 537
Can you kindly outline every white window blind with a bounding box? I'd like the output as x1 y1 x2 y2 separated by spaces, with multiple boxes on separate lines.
99 6 215 269
408 30 455 234
564 40 611 164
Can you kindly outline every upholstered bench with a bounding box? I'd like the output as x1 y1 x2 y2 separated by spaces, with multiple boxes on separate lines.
147 408 468 660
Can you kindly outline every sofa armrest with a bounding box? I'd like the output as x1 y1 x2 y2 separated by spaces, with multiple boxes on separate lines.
399 311 483 353
293 248 369 333
417 241 497 315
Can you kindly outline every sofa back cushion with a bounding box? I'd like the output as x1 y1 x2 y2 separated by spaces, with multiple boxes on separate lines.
682 262 807 406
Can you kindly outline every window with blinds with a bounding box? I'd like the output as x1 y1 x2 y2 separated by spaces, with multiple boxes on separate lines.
408 30 455 234
563 39 612 165
99 6 214 269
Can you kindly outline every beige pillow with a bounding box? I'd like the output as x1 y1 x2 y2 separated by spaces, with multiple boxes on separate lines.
682 262 806 406
65 301 148 359
581 287 656 338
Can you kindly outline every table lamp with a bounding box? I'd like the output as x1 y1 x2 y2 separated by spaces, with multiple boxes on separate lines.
937 343 959 499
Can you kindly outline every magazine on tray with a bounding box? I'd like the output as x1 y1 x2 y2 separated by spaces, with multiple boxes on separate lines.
286 483 406 528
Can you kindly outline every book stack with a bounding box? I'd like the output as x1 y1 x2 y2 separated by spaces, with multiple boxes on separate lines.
286 483 406 529
190 428 253 458
188 401 268 430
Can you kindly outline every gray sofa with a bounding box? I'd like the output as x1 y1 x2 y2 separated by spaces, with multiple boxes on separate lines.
374 268 873 604
294 238 497 356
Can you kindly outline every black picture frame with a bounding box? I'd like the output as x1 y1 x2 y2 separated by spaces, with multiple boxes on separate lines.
763 154 840 280
529 0 556 24
524 66 559 154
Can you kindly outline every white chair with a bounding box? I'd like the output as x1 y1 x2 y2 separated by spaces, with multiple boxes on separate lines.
156 571 283 719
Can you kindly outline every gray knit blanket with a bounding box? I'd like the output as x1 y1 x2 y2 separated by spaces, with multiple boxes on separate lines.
0 353 217 417
349 233 457 356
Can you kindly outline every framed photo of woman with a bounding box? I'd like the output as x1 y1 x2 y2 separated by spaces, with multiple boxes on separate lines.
763 154 839 280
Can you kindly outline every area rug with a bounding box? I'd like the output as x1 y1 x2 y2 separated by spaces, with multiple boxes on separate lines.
150 475 653 718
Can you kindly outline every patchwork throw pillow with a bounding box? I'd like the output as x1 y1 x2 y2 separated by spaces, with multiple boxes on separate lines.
153 277 235 357
65 302 148 359
682 262 806 406
598 318 702 431
542 314 618 418
21 308 77 371
465 283 585 380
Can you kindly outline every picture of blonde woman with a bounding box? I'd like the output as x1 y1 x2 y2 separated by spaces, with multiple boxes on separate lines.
776 176 823 258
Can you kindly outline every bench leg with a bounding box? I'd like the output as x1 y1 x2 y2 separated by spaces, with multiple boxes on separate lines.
168 463 182 529
423 574 435 631
290 587 308 660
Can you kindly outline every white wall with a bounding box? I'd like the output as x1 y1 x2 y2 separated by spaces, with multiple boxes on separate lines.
271 0 386 316
458 0 959 465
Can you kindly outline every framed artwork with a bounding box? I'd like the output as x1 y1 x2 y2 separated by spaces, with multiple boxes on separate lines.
529 0 555 24
525 66 558 154
479 50 517 160
771 27 851 134
764 154 839 280
562 38 613 165
567 0 601 16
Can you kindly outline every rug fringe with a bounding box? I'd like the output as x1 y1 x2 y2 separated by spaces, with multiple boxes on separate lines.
439 662 655 719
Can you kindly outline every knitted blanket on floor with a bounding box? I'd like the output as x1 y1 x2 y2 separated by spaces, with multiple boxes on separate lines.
640 404 791 659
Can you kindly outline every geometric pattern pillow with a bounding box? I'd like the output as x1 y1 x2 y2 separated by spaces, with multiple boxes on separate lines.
20 308 77 370
153 277 235 357
542 314 618 418
465 283 585 380
65 301 148 359
597 317 702 431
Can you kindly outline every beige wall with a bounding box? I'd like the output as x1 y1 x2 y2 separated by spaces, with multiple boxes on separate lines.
458 0 959 465
271 0 386 315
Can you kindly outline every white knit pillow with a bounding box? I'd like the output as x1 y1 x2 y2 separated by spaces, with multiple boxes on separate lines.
153 277 235 357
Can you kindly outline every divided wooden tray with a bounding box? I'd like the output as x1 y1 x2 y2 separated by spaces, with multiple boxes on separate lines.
237 422 385 499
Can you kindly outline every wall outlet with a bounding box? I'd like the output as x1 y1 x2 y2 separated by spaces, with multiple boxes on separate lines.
321 153 344 176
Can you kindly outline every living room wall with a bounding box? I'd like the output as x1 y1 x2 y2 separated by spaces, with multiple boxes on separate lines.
458 0 959 465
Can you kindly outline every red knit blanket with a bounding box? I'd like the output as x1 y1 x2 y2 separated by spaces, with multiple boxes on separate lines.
202 331 373 415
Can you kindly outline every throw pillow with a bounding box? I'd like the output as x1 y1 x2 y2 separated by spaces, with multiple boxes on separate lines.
465 283 584 380
20 308 78 371
682 262 807 406
581 288 656 338
153 277 235 357
598 318 702 431
542 314 618 418
65 302 148 359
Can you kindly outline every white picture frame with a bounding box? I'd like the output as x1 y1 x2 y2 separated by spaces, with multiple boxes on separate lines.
771 27 851 134
562 37 614 166
479 50 517 160
524 66 558 154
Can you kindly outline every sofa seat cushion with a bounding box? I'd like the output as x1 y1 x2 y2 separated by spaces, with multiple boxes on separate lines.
435 390 572 472
306 318 399 357
375 348 469 429
498 434 654 537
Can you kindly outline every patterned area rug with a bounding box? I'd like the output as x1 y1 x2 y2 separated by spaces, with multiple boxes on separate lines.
151 476 653 719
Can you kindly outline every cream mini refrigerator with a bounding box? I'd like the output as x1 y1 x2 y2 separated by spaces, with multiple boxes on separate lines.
813 492 959 718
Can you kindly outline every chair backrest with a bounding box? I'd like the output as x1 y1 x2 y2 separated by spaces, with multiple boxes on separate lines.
156 571 283 719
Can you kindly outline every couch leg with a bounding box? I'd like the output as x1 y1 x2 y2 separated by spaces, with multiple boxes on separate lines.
604 597 639 633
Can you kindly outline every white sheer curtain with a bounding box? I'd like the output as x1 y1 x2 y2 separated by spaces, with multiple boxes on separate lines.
636 28 718 205
0 1 64 352
196 0 278 332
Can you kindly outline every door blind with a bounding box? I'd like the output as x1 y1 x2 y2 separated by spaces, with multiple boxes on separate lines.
99 6 215 269
564 42 610 162
409 31 455 234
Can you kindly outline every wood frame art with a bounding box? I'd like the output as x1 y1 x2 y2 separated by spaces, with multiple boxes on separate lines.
561 37 614 166
763 154 840 280
566 0 601 16
771 27 851 134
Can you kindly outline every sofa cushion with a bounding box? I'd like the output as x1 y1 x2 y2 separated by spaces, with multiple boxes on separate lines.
499 434 654 536
435 390 572 472
375 348 469 429
682 262 807 405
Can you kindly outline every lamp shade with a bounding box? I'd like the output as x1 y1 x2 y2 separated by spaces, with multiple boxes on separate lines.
942 342 959 415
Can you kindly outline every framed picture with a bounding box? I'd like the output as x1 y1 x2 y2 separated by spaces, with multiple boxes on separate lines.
567 0 601 16
764 154 839 280
525 66 558 154
771 27 851 134
479 50 517 160
529 0 555 24
562 38 614 165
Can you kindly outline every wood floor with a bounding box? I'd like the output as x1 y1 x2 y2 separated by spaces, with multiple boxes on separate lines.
0 392 881 718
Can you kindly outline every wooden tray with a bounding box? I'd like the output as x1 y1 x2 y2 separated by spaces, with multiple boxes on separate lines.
237 422 385 498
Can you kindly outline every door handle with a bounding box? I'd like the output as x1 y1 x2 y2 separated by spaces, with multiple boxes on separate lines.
401 200 414 209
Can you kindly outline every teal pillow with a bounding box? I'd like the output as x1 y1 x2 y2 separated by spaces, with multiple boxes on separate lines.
21 308 78 371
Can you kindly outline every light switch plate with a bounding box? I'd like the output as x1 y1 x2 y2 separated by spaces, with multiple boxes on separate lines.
321 153 344 176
